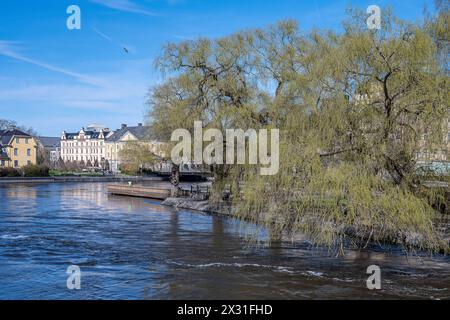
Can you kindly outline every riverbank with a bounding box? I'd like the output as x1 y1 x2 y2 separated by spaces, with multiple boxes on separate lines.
162 197 450 254
0 176 166 184
163 197 231 216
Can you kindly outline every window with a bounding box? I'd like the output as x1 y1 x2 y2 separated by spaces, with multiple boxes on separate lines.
27 149 31 156
27 161 31 165
14 148 18 156
25 138 29 144
1 160 4 167
14 160 18 167
16 138 20 144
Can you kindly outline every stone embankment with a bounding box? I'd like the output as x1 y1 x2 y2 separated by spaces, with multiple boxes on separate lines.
162 197 233 216
0 176 165 184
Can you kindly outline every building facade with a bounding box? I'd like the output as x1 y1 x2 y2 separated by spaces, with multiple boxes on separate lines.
415 118 450 165
105 123 166 173
60 127 112 166
0 129 37 168
355 87 450 167
37 136 61 165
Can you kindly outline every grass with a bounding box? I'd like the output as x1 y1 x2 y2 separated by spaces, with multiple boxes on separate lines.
49 170 105 177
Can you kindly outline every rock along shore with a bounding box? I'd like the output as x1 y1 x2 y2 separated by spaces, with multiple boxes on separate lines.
162 197 233 217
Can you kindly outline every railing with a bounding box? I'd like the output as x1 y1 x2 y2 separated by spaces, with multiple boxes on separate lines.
188 185 211 200
153 162 211 176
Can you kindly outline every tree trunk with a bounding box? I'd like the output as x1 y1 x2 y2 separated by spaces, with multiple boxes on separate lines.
170 163 180 197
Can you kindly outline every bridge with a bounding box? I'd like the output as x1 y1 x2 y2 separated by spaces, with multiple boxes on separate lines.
152 161 212 179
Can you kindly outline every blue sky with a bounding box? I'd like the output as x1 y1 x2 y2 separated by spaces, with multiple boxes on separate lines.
0 0 435 136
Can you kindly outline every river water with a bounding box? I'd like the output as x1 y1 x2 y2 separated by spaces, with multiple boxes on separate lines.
0 183 448 300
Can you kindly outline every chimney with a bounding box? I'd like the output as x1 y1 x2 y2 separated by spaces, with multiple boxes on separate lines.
138 123 143 127
121 124 127 129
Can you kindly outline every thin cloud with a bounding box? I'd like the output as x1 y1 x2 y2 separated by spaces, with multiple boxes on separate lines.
172 34 195 41
90 0 158 16
0 57 156 114
0 41 104 87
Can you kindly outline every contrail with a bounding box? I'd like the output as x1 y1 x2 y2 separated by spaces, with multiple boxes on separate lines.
0 40 103 86
92 27 130 53
92 27 113 43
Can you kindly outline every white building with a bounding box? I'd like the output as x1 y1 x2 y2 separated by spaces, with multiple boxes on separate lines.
60 127 112 166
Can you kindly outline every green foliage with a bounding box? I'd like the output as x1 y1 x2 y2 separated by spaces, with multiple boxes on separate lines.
0 167 21 177
1 165 50 177
118 142 160 175
425 0 450 72
147 7 450 253
49 169 103 177
21 164 50 177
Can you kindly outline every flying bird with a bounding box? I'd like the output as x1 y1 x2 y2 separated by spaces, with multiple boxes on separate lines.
93 27 130 54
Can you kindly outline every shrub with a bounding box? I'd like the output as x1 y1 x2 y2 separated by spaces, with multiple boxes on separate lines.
20 164 50 177
0 167 20 177
120 163 140 176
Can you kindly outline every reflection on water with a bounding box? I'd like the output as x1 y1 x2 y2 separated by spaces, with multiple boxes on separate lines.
0 183 449 300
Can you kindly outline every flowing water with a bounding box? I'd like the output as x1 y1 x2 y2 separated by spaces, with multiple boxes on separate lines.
0 183 448 300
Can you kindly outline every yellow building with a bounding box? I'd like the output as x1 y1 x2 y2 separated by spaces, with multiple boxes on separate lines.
105 124 166 173
0 129 37 168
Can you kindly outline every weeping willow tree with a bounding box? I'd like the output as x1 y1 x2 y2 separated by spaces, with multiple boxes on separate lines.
147 6 449 253
118 142 161 175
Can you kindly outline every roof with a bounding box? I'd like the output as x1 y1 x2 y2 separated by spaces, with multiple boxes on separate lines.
0 129 33 145
107 125 153 142
63 130 107 140
38 136 61 148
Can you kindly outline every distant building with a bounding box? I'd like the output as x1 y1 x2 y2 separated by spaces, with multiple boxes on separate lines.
37 137 61 164
86 124 107 132
355 85 450 168
0 129 37 168
105 123 166 173
0 144 10 167
60 127 113 166
416 118 450 165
